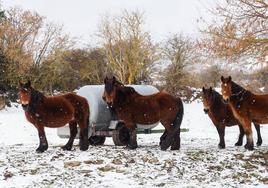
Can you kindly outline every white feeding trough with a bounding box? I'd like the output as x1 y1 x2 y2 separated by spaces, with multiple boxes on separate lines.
57 85 159 146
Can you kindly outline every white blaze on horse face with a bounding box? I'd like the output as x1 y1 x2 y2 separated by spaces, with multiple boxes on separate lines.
20 93 30 105
202 103 210 110
222 94 228 100
21 99 29 105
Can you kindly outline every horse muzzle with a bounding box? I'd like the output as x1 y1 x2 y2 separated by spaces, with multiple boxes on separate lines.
106 102 113 108
222 98 229 104
203 108 209 114
22 104 29 111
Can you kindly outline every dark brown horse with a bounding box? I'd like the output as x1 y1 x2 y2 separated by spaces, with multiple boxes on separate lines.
221 76 268 150
202 87 262 149
19 81 89 152
102 76 184 150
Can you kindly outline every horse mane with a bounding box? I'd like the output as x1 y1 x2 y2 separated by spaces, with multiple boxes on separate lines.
28 88 44 113
231 81 246 94
230 81 251 102
113 85 136 107
210 89 224 106
114 79 124 86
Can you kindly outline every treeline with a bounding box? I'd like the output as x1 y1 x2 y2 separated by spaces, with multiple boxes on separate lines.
0 7 200 103
0 0 267 106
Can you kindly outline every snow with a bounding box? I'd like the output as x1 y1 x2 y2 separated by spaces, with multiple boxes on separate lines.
0 102 267 188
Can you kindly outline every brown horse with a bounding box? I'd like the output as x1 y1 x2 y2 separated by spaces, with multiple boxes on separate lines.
202 87 262 149
19 81 89 152
221 76 268 150
102 76 184 150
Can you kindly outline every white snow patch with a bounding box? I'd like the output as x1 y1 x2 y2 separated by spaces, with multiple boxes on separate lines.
0 102 267 187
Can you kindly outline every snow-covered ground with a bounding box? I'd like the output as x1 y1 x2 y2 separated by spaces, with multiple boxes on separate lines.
0 102 267 188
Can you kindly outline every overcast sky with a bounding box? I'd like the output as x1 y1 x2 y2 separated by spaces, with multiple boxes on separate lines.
2 0 216 45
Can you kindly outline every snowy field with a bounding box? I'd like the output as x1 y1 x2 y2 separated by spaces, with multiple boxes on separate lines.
0 102 267 188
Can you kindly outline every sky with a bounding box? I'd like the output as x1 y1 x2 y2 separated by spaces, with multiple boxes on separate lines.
2 0 216 46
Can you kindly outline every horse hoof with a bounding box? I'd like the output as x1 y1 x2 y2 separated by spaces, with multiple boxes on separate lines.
170 146 180 150
36 148 45 153
62 145 72 151
80 145 89 151
244 144 254 151
160 144 169 151
256 141 262 147
126 144 137 150
235 142 242 146
160 142 170 151
218 144 225 149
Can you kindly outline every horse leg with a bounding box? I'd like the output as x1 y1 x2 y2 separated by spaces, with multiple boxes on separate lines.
78 119 89 151
170 128 181 150
124 122 137 149
216 125 225 149
242 119 254 150
62 120 77 151
127 128 137 150
235 124 244 146
160 105 183 151
159 121 173 150
36 126 48 153
159 129 167 146
253 123 262 146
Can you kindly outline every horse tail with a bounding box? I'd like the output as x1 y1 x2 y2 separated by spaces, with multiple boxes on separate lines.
160 97 184 150
86 101 90 130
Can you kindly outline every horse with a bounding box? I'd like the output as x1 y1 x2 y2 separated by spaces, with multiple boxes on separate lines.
201 87 262 149
102 76 184 150
221 76 268 150
19 81 89 153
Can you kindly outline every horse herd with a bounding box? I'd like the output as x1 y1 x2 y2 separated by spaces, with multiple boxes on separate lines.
18 76 268 153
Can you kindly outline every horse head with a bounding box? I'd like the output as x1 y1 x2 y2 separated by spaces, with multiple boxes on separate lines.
19 80 33 111
201 86 214 114
103 76 123 106
220 76 232 103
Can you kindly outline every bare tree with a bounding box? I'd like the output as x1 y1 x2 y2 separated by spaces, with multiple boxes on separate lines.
161 34 197 96
97 10 159 84
0 7 73 85
201 0 268 63
200 64 223 87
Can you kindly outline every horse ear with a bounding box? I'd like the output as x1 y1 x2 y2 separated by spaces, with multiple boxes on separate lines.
209 87 212 92
220 76 224 82
202 87 205 92
104 76 108 84
112 76 117 83
19 80 23 87
26 80 31 88
228 76 232 82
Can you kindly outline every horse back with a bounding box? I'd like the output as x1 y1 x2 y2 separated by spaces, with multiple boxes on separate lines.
243 93 268 124
121 90 179 124
61 93 89 120
133 90 178 109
